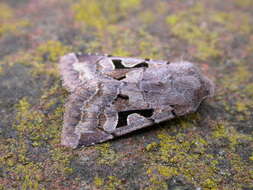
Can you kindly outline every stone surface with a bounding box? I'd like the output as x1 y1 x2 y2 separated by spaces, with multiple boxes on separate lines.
0 0 253 189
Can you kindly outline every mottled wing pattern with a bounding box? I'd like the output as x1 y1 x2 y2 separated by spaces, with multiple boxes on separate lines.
59 53 214 148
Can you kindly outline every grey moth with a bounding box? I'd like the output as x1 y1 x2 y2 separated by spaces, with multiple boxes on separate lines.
59 53 214 148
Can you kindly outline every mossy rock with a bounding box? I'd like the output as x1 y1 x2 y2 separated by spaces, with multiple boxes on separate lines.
0 0 252 189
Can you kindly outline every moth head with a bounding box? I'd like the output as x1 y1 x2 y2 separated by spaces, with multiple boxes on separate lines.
73 62 85 73
168 61 215 102
73 62 93 81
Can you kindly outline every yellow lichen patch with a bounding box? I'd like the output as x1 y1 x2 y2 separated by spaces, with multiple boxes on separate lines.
73 0 141 32
0 0 252 188
18 40 71 77
93 175 124 190
101 26 163 59
202 178 218 190
219 63 253 114
145 142 159 152
230 153 253 185
96 143 121 165
212 122 252 148
166 3 252 61
146 167 168 190
243 83 253 108
36 40 70 62
10 163 42 190
94 176 104 187
0 84 75 189
246 36 253 53
104 176 124 190
236 100 248 112
0 3 13 20
244 83 253 97
104 26 135 56
233 0 253 8
144 128 226 189
0 3 14 36
211 122 227 139
156 131 203 164
137 30 163 59
0 98 47 189
211 12 252 35
50 147 74 175
0 65 3 74
139 10 155 25
222 64 251 92
233 64 251 84
249 153 253 161
15 99 43 142
166 4 221 60
73 0 106 31
0 3 29 37
157 166 179 178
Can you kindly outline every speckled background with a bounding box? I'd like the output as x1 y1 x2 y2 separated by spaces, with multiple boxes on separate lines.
0 0 252 189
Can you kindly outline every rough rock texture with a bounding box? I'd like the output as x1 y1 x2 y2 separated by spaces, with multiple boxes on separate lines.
60 53 214 148
0 0 253 189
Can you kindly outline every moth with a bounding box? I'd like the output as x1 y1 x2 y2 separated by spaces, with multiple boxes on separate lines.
59 53 214 148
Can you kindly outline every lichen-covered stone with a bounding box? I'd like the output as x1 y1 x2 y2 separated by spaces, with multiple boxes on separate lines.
0 0 253 189
59 53 214 148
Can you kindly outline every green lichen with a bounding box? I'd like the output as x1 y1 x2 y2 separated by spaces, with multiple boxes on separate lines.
157 166 179 178
94 176 104 187
96 143 121 165
92 175 125 190
73 0 141 32
104 176 124 190
0 82 75 189
202 178 217 190
139 10 155 25
0 3 29 37
234 0 253 8
0 64 3 74
145 167 168 190
0 3 13 20
36 40 70 62
211 12 252 35
166 2 252 61
236 101 248 112
212 122 252 148
145 142 159 152
250 153 253 161
16 40 71 77
145 115 253 189
166 3 221 60
220 63 253 115
244 83 253 96
0 0 253 189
